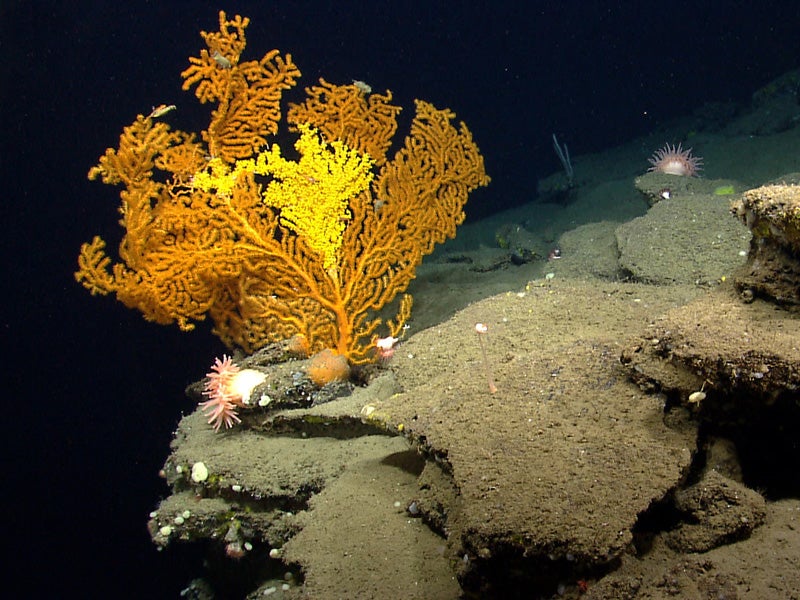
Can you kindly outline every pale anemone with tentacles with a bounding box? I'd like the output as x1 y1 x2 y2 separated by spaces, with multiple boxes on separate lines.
200 355 266 431
648 143 703 177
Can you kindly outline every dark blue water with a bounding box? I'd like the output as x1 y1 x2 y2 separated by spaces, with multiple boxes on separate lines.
3 1 798 597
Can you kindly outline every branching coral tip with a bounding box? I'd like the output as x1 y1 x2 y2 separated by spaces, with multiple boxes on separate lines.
474 323 497 394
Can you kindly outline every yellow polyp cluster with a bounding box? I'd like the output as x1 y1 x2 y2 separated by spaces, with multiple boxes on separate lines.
193 124 374 270
190 156 250 198
261 124 375 271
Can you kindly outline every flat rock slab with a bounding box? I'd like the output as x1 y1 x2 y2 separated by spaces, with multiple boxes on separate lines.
366 281 700 589
616 194 750 285
621 287 800 500
150 280 707 597
585 498 800 599
150 409 461 599
280 443 461 599
622 287 800 402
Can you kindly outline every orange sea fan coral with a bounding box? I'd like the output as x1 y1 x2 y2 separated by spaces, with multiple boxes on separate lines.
287 78 402 167
181 13 301 162
76 11 490 364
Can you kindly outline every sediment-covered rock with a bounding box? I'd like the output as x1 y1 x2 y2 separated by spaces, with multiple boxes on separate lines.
732 181 800 305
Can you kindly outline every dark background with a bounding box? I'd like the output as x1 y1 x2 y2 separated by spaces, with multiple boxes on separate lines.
2 1 798 597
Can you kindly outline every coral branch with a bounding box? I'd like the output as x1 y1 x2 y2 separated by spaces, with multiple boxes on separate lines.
181 12 301 162
77 12 489 363
288 78 401 167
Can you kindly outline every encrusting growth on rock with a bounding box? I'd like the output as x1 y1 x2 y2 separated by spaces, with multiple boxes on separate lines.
75 11 490 365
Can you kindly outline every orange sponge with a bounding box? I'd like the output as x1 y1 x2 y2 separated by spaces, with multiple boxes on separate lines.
307 349 350 386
